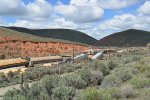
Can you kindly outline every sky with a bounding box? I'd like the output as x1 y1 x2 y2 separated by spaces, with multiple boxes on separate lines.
0 0 150 40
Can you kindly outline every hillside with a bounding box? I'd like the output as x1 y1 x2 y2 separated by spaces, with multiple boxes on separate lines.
0 27 88 58
96 29 150 46
4 26 97 45
0 26 75 43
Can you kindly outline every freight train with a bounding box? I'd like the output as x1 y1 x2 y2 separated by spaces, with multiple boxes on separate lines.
0 51 105 69
0 56 63 69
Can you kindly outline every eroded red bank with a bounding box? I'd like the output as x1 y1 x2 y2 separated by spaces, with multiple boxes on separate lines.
0 37 88 58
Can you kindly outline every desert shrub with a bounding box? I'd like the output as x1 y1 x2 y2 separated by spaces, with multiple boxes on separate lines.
0 71 21 87
133 64 148 73
3 89 20 100
51 86 75 100
139 57 150 67
101 75 122 87
0 54 6 59
90 70 103 85
141 79 150 88
59 63 82 73
119 84 135 98
0 72 8 83
7 70 20 78
77 87 102 100
0 74 9 87
136 88 150 100
129 77 150 89
76 68 104 86
106 60 119 70
62 74 87 89
38 92 50 100
24 63 83 81
11 94 26 100
20 83 30 97
113 67 133 82
129 77 143 88
126 63 139 75
27 82 43 100
104 87 121 99
146 43 150 49
78 87 112 100
144 69 150 78
90 61 110 76
76 68 91 85
24 82 50 100
131 55 142 61
40 75 62 96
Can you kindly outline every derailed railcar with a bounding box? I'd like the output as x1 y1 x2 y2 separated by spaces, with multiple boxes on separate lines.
91 52 103 60
73 53 88 63
28 56 63 67
0 58 28 69
0 56 63 69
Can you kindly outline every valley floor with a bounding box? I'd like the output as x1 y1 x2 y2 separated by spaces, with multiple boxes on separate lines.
0 47 150 100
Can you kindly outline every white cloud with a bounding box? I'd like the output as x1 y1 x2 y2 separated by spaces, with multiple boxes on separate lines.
55 0 104 23
0 0 26 15
0 0 53 20
9 20 49 29
70 0 139 9
26 0 53 20
0 0 149 40
98 13 150 38
8 17 77 29
98 0 138 9
53 18 77 29
138 1 150 15
99 14 136 30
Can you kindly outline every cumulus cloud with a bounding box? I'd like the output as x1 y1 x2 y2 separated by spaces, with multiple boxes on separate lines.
99 14 136 30
70 0 98 6
138 1 150 15
26 0 53 20
98 0 138 9
0 0 149 40
98 13 150 38
0 0 26 15
55 0 104 23
9 20 49 29
9 17 77 29
0 0 53 20
53 18 77 29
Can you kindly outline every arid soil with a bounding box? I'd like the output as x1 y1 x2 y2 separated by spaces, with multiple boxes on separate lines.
0 37 88 58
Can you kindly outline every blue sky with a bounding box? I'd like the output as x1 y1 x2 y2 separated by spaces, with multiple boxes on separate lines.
0 0 150 39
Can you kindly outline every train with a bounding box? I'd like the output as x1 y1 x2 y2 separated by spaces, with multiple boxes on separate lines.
72 53 88 63
91 52 103 60
0 56 63 69
0 58 28 69
0 51 105 70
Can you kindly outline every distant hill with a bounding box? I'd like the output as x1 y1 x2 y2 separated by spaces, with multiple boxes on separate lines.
0 26 73 43
96 29 150 46
4 26 97 45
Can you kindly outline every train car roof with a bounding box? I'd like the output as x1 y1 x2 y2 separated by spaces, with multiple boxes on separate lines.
30 56 63 62
0 58 27 67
